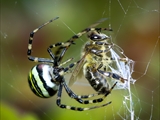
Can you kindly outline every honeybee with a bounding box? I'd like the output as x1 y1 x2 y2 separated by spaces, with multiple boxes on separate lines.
68 29 135 92
52 18 136 109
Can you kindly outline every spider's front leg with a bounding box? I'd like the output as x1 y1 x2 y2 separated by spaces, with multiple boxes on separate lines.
27 17 59 63
54 27 113 61
47 43 68 66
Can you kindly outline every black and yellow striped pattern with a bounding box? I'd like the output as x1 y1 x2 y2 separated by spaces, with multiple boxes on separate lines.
27 17 59 63
28 64 58 98
27 17 120 111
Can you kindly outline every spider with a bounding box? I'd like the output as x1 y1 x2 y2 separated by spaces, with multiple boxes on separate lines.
27 17 118 111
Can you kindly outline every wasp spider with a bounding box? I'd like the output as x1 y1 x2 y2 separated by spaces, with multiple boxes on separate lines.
27 17 119 111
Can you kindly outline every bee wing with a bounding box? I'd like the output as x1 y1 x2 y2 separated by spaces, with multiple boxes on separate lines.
68 51 89 86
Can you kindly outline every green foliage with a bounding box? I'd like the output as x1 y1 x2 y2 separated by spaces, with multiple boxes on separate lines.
1 102 39 120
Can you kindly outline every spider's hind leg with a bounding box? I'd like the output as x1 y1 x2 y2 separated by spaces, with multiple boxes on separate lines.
56 82 113 111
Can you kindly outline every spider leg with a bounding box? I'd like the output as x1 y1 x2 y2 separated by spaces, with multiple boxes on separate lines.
47 42 66 59
58 59 81 76
27 17 59 63
59 57 74 67
56 81 116 111
57 59 118 106
62 78 117 105
63 81 99 100
55 27 113 58
48 42 72 65
67 27 112 44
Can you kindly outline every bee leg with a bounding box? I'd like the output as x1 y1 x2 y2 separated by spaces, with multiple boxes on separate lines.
98 69 127 83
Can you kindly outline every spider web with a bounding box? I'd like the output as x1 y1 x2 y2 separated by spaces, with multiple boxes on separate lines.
1 0 159 120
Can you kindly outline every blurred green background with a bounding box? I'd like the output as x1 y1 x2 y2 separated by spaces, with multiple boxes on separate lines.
1 0 159 120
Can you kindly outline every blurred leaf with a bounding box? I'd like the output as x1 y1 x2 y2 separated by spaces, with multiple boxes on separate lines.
0 101 39 120
1 102 18 120
21 114 39 120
